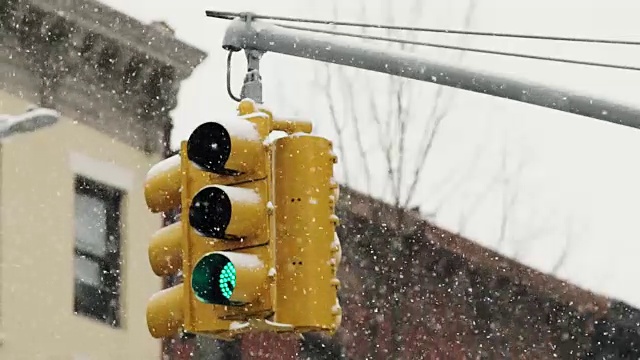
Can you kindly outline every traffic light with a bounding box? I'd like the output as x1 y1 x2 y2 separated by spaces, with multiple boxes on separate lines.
144 99 315 339
145 142 236 338
272 134 343 334
183 102 274 319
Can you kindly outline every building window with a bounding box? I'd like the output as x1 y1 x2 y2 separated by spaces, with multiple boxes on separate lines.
73 176 123 327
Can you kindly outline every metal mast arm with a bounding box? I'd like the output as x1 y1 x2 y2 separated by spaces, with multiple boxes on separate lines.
221 17 640 130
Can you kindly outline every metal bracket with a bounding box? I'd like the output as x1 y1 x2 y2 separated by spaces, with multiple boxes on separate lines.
239 49 264 103
203 318 295 341
219 16 640 131
222 14 265 104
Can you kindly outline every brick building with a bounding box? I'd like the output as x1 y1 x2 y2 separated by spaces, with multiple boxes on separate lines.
240 187 608 359
167 186 640 359
327 187 608 359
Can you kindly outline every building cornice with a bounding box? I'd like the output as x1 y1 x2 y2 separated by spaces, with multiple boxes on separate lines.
0 0 207 153
29 0 206 80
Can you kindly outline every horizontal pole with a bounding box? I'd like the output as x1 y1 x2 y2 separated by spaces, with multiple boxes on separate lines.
222 17 640 131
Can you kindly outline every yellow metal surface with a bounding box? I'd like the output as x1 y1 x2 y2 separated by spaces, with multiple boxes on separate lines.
146 284 184 338
144 154 182 213
211 183 268 240
218 119 266 175
181 141 235 334
272 119 313 134
238 99 273 138
144 153 224 212
332 181 340 203
273 134 342 333
218 245 273 320
248 100 313 135
148 221 182 276
145 100 320 339
181 100 277 334
212 249 269 305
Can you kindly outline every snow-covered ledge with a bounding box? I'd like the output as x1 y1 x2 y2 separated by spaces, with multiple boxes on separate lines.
69 152 134 192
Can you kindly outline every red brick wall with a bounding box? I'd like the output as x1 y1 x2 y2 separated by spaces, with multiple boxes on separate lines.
325 207 596 359
241 332 300 359
190 188 602 359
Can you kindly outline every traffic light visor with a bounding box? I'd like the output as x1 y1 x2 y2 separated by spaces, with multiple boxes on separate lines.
187 118 263 175
191 251 268 306
144 154 182 213
189 184 264 240
192 252 236 305
189 185 231 239
187 122 231 174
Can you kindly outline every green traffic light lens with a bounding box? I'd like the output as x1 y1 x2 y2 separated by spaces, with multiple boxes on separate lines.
219 262 236 299
192 253 236 305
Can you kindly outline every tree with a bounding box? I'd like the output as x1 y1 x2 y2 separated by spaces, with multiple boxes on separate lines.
314 0 478 358
454 120 578 276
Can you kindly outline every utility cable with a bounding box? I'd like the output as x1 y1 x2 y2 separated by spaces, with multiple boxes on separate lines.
207 11 640 72
205 10 640 46
277 23 640 72
226 51 242 102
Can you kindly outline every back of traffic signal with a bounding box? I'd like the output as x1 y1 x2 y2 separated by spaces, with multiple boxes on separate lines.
144 99 342 339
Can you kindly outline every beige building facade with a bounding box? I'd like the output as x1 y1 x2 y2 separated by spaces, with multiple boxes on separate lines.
0 1 205 359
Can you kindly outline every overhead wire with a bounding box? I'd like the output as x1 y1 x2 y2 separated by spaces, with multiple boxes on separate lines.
205 11 640 72
276 23 640 72
205 10 640 46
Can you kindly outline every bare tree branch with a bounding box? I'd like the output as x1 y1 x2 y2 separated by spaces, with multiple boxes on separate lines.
368 87 398 200
315 1 481 358
421 134 489 220
551 214 578 274
457 173 501 233
321 64 350 185
551 247 569 274
403 86 447 208
497 140 511 245
497 129 529 247
456 0 478 63
395 78 408 206
341 71 373 193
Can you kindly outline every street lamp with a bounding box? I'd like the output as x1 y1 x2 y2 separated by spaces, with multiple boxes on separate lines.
0 106 60 139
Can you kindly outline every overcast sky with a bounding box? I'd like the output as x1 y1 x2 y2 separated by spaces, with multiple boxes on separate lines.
101 0 640 308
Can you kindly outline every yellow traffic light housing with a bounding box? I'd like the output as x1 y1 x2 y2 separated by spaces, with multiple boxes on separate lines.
144 98 341 339
144 155 182 213
144 153 188 338
144 99 314 339
182 101 275 329
273 134 343 334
